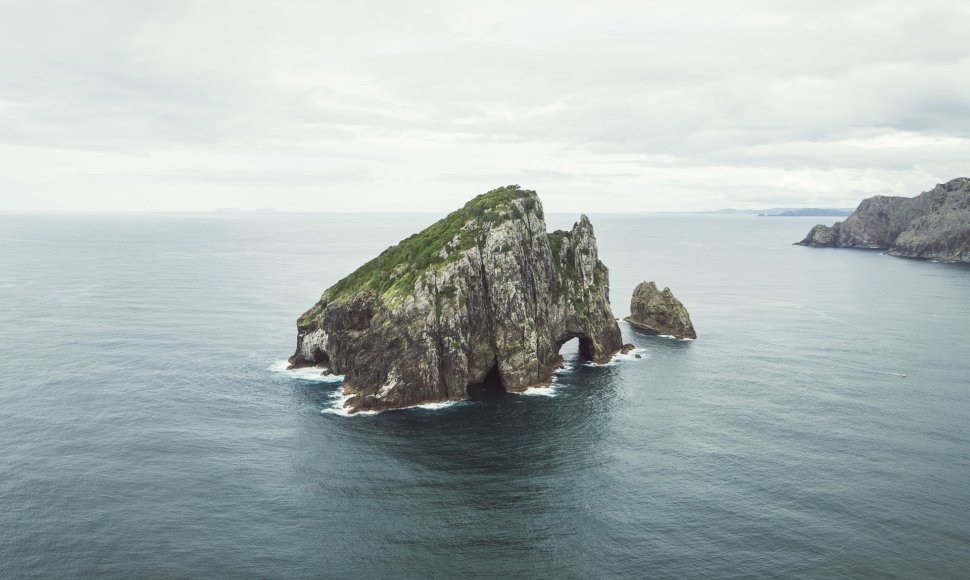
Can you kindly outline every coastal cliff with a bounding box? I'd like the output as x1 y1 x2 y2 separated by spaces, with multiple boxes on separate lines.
624 281 697 339
289 185 624 413
796 178 970 262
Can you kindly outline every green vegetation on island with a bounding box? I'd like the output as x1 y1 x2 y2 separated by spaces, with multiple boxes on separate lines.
299 185 539 326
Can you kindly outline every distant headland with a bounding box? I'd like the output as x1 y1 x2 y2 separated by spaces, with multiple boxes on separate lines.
796 177 970 263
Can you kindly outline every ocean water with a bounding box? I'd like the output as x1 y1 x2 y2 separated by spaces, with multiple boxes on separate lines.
1 212 968 578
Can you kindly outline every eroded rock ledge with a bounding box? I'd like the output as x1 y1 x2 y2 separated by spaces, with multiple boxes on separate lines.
796 177 970 262
624 281 697 340
289 185 624 413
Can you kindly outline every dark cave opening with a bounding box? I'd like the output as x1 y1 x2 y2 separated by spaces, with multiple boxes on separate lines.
558 335 594 361
466 363 506 399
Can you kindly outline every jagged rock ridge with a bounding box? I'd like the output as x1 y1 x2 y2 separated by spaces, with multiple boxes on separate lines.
289 185 624 413
624 281 697 339
796 178 970 262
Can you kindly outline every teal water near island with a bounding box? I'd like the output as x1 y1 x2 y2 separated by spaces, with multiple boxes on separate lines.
1 212 968 578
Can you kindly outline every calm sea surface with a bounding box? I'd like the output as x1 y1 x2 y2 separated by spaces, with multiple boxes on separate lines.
1 212 968 578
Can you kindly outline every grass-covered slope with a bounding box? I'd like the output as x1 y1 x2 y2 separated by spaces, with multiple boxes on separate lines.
299 185 540 326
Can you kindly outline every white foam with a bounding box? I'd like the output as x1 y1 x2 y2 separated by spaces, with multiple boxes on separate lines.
657 334 694 341
614 347 649 361
864 369 908 378
271 358 578 416
316 385 370 416
517 364 571 397
515 362 576 396
320 390 378 416
410 401 462 410
519 384 558 397
268 360 290 372
553 364 572 375
583 355 623 367
318 389 466 416
323 407 381 417
580 347 650 367
267 360 344 383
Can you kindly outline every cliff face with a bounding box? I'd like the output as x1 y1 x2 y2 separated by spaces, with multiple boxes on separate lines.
289 185 624 413
797 178 970 262
624 282 696 339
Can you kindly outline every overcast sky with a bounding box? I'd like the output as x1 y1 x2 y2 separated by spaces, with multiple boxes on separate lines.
1 1 968 213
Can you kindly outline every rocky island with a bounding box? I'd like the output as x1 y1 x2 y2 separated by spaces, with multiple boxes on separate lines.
289 185 627 413
624 281 697 339
797 177 970 262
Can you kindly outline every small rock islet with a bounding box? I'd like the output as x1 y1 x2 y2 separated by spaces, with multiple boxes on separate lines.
624 281 697 340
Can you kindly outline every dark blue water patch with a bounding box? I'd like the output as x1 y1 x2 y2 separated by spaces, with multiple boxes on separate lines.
1 213 969 578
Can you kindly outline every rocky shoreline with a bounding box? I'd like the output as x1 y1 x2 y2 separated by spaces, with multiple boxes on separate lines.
797 177 970 263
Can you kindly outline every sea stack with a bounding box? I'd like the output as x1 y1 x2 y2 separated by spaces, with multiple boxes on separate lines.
624 281 697 339
796 177 970 262
289 185 624 413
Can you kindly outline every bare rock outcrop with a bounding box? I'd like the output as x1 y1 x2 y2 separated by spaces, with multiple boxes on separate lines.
623 282 697 339
797 178 970 262
288 185 624 413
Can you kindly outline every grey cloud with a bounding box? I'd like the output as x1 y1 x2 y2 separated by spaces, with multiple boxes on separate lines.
1 0 968 211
